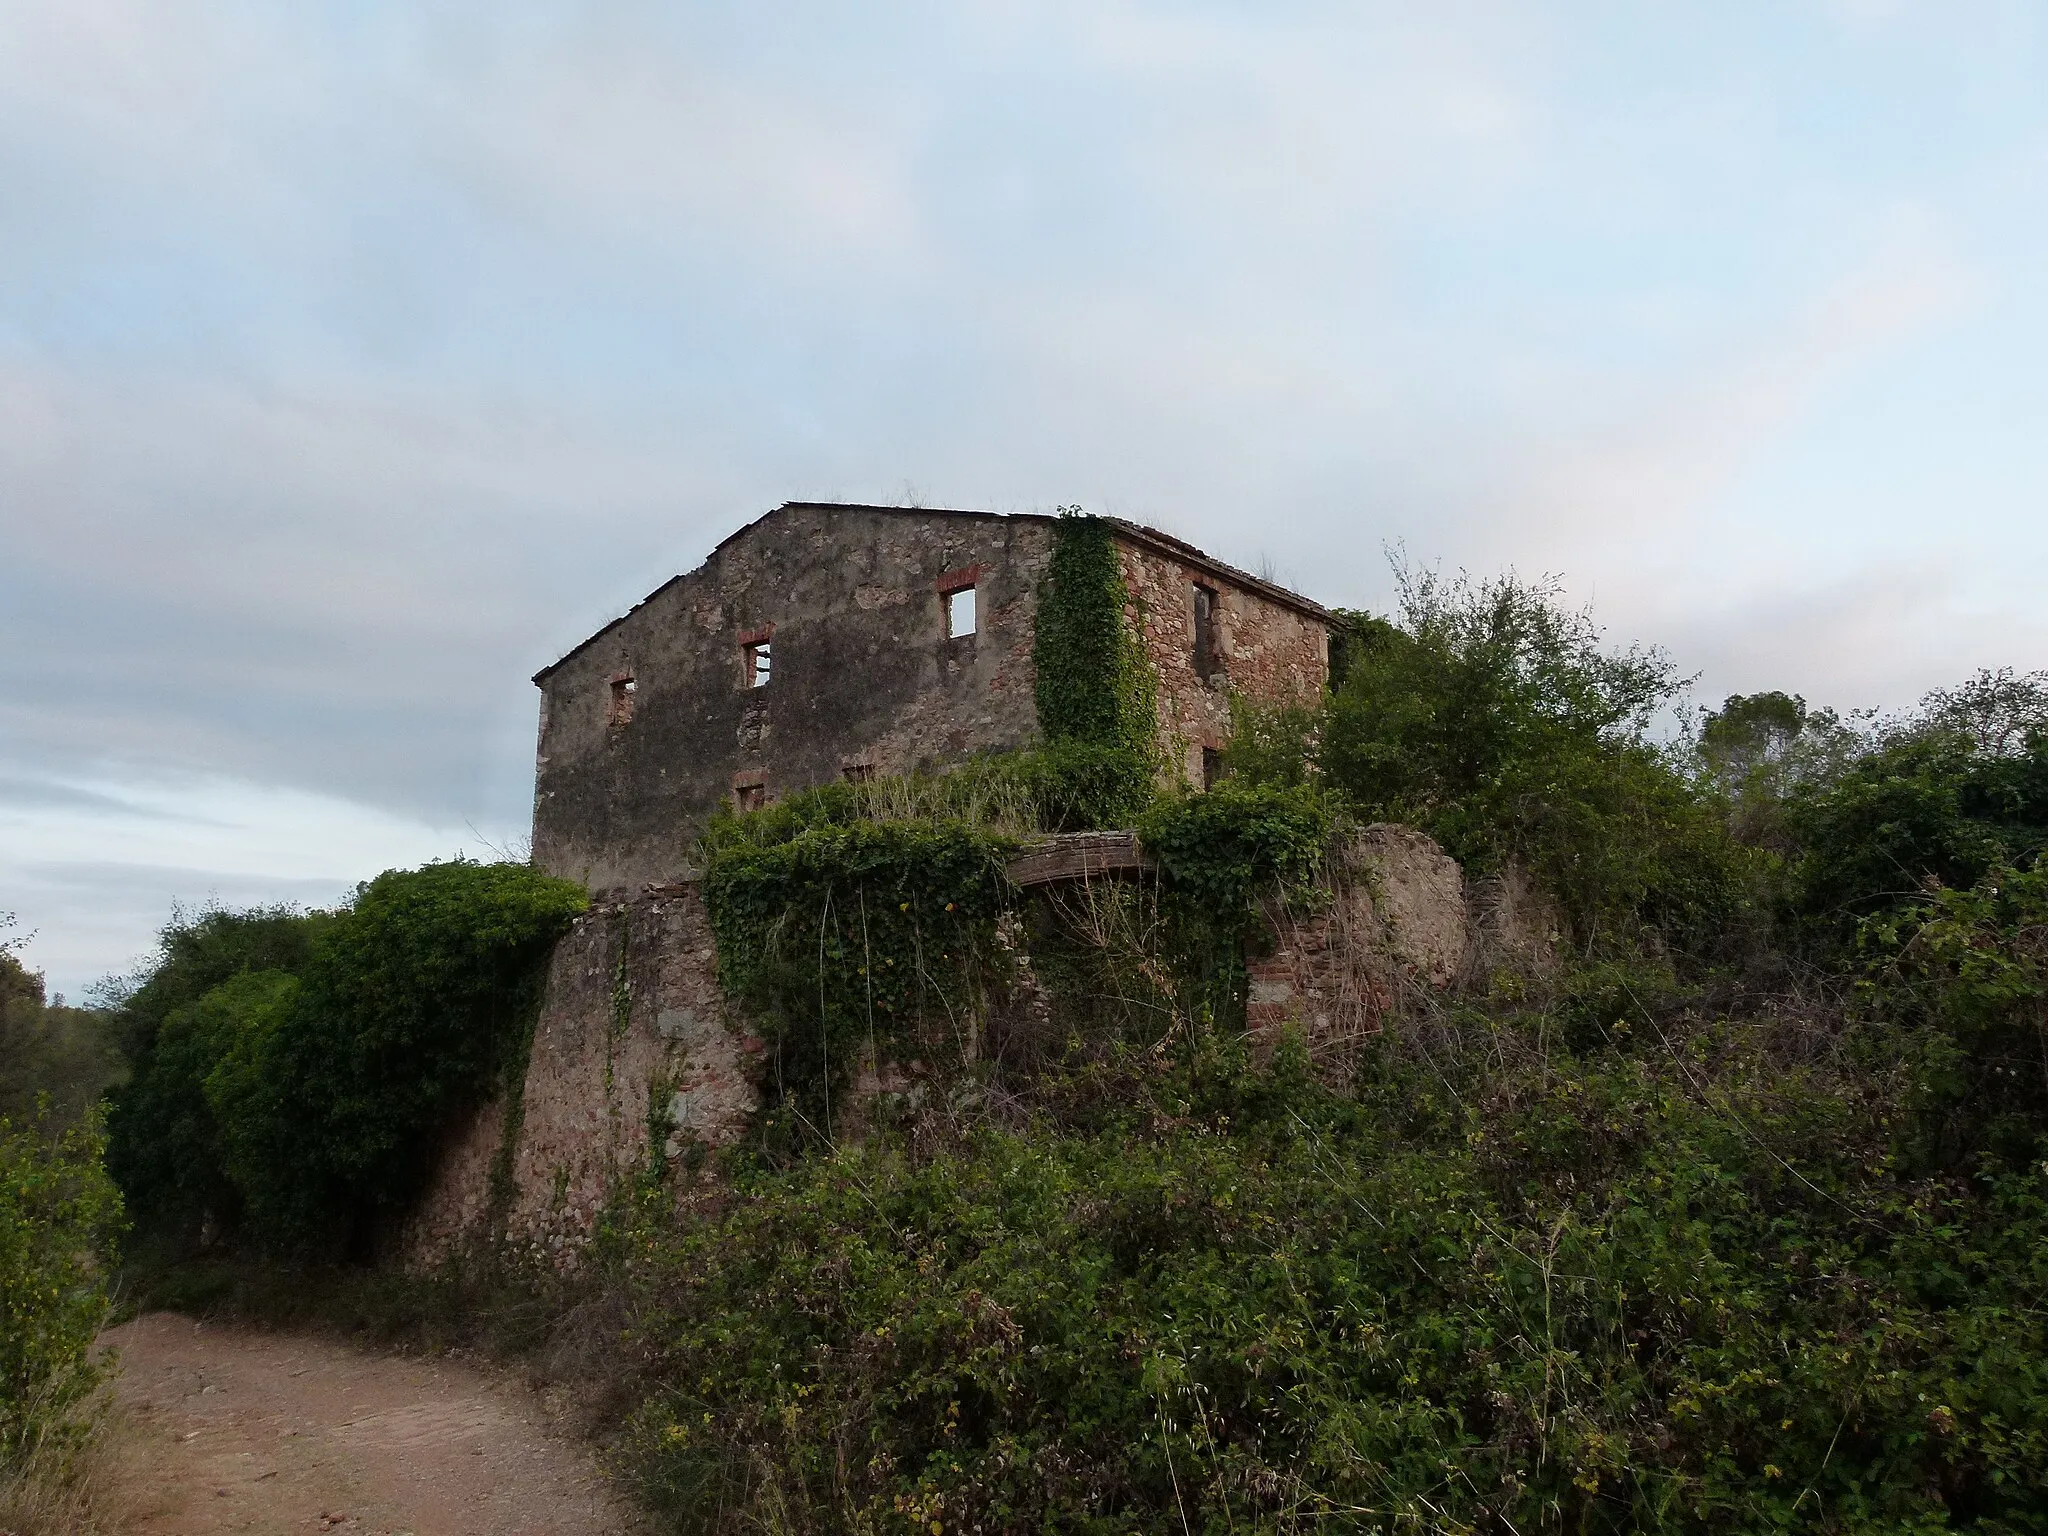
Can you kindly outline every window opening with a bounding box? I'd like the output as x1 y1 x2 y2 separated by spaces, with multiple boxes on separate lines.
735 783 766 813
843 763 875 784
1193 584 1219 678
947 585 977 639
745 640 772 688
607 675 636 727
1202 746 1224 789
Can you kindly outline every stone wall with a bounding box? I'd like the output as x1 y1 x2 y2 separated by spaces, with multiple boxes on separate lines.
532 505 1338 893
1247 825 1470 1049
1114 532 1330 787
533 505 1059 894
404 881 759 1267
407 825 1553 1264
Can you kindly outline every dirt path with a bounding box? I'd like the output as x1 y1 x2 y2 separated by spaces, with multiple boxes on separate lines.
100 1312 633 1536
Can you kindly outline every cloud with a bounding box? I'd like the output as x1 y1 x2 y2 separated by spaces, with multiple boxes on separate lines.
4 1 2048 989
0 765 498 999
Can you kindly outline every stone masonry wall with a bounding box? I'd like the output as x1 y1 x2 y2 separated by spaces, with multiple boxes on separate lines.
1247 824 1470 1054
533 505 1058 895
405 881 759 1267
407 826 1546 1264
1115 537 1330 787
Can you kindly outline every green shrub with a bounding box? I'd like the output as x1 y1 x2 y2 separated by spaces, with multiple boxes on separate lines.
106 860 585 1254
610 1021 2048 1536
0 1105 123 1476
1255 564 1749 950
1860 852 2048 1167
1130 780 1332 1034
233 860 586 1250
1790 730 2048 939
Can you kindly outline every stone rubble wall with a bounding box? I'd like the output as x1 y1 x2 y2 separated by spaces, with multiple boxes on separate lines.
407 827 1553 1265
1115 540 1329 787
1247 825 1469 1052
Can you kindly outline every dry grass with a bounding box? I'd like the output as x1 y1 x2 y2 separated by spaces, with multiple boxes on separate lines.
0 1395 130 1536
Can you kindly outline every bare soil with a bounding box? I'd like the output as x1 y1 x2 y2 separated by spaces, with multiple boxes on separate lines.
98 1312 632 1536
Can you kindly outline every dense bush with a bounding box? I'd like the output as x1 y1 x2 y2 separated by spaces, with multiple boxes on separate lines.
609 1013 2048 1536
106 860 585 1254
1861 852 2048 1168
1789 729 2048 939
0 1105 123 1477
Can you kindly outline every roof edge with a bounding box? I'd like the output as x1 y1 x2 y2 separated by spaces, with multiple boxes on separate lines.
1105 518 1337 626
532 502 1062 685
531 501 1334 685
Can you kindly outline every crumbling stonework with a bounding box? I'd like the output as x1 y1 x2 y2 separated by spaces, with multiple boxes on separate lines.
533 505 1059 895
530 504 1337 894
1116 531 1332 786
1247 825 1469 1047
409 825 1554 1264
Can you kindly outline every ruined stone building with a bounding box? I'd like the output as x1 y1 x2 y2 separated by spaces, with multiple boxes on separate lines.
407 505 1554 1263
530 502 1337 892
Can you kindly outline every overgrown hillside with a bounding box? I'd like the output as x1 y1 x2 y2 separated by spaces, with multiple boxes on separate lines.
59 550 2048 1533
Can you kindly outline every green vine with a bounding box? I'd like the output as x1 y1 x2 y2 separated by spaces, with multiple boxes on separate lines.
1033 510 1157 769
702 819 1018 1143
1137 781 1333 1033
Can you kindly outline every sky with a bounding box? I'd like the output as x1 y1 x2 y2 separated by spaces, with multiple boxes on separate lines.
5 0 2048 998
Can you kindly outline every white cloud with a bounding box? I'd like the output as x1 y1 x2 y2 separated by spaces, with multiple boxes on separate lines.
0 765 505 999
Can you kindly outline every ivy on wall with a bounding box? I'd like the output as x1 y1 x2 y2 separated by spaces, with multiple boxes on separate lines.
1032 510 1157 762
701 819 1018 1139
1137 781 1334 1032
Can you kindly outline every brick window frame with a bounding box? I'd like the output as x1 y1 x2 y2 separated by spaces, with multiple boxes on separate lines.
934 564 987 642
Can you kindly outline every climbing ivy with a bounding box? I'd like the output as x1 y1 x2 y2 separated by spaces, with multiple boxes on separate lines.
1137 782 1334 1032
701 820 1018 1140
1032 510 1157 772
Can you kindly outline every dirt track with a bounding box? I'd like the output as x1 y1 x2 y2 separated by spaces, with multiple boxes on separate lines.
101 1312 630 1536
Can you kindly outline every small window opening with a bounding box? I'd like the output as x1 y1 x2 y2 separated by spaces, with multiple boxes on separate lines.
1202 747 1224 789
745 640 772 688
607 675 636 727
1193 584 1219 678
735 783 766 813
843 763 876 784
947 585 977 639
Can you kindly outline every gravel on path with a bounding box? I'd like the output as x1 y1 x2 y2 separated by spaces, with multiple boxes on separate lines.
101 1311 631 1536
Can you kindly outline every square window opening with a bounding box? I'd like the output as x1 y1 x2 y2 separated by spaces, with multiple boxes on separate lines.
607 675 636 727
1193 584 1219 678
947 585 977 639
735 783 766 813
745 640 772 688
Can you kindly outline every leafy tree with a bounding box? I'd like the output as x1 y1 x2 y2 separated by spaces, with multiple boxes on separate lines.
0 949 122 1130
106 861 584 1254
98 902 333 1063
1303 564 1745 947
